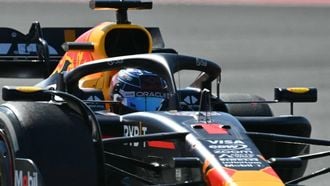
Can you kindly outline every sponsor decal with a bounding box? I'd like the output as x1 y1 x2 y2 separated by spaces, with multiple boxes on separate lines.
107 60 124 66
121 90 166 98
0 43 57 56
213 149 254 154
207 140 248 151
120 90 135 98
15 170 38 186
196 58 207 67
183 95 198 104
122 124 175 150
123 124 147 147
15 158 42 186
205 139 266 169
209 144 248 150
135 91 166 98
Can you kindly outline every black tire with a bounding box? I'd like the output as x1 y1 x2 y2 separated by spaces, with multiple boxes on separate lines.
0 101 99 186
220 93 273 116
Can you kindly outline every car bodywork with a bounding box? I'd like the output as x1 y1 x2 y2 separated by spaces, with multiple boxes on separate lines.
0 0 328 186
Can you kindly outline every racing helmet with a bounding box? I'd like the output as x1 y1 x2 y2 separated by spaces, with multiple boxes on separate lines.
110 68 168 112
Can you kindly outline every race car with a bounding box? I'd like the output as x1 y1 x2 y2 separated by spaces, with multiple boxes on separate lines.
0 0 329 186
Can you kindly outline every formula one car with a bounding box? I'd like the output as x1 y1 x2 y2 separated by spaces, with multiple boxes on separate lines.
0 1 329 186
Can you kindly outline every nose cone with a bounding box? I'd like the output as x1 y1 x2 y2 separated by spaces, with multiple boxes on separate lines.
204 166 284 186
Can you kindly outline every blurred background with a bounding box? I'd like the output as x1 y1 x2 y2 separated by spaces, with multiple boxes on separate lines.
0 0 329 185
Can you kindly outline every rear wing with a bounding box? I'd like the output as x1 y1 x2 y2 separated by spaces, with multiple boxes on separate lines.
0 22 90 60
0 22 90 78
0 22 166 78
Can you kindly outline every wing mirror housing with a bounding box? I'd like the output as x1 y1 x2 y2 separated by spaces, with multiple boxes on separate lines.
274 87 317 103
274 87 317 115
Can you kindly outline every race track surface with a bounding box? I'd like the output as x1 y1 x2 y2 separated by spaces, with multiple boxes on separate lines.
0 1 329 185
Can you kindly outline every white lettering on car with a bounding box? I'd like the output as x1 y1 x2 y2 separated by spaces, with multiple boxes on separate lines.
123 124 147 147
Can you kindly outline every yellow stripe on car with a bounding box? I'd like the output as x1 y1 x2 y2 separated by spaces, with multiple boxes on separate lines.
16 86 43 93
287 87 310 94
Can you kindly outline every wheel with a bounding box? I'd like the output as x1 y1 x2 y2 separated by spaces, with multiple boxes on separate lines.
0 101 99 186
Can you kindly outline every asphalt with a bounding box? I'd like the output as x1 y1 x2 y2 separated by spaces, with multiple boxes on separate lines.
0 2 329 185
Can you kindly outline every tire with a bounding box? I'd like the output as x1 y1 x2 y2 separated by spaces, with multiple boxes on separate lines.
0 101 99 186
220 93 273 116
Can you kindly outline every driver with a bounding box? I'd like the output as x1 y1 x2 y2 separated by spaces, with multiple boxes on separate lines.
109 68 169 113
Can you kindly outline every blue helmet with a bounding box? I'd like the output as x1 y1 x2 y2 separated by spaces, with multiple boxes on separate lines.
110 68 168 112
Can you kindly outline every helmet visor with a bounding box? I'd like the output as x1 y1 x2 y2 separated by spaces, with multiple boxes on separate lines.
122 97 164 111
